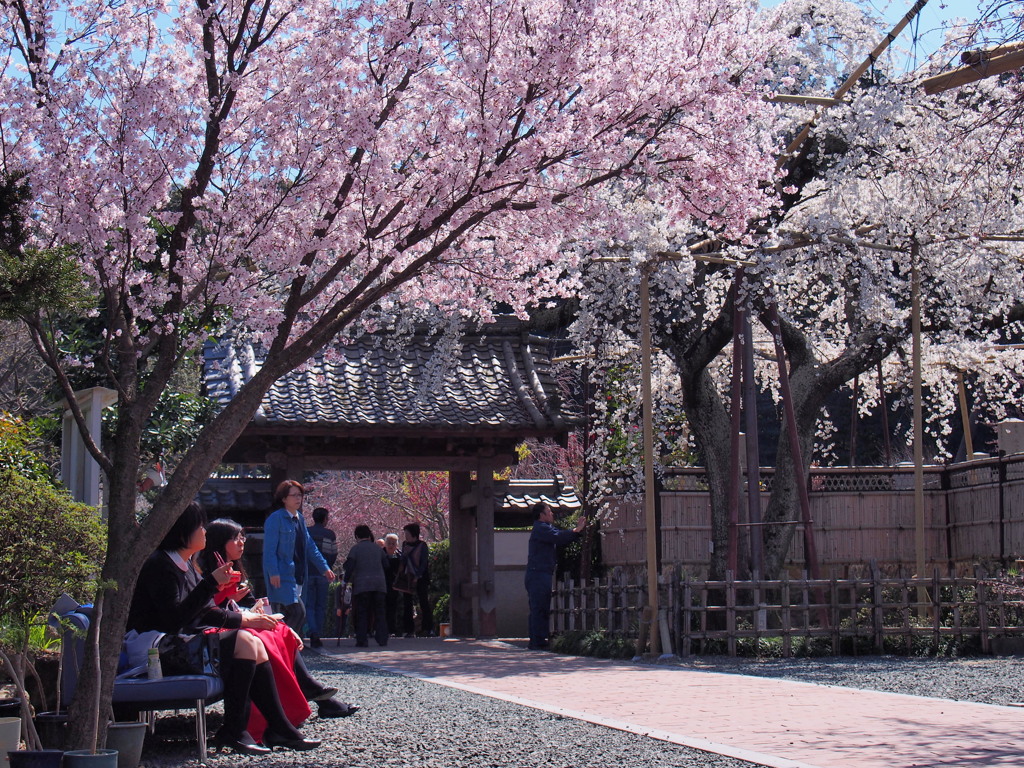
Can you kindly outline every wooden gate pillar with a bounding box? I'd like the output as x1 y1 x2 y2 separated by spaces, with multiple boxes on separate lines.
476 459 498 637
449 470 476 636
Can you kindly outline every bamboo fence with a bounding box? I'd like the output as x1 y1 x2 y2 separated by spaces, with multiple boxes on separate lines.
599 455 1024 575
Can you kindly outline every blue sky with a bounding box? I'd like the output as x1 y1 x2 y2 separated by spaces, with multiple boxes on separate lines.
763 0 1000 73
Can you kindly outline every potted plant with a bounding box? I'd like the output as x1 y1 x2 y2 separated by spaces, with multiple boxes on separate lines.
0 470 105 767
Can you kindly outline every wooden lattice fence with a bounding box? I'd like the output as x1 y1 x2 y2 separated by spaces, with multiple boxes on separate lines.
551 566 1024 657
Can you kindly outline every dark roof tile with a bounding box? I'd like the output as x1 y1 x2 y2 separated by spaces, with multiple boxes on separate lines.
204 320 576 431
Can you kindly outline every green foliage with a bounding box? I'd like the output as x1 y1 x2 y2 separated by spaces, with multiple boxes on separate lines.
433 593 449 627
0 245 89 320
0 470 106 647
0 413 56 484
428 539 450 626
557 512 602 580
103 387 216 468
549 629 636 659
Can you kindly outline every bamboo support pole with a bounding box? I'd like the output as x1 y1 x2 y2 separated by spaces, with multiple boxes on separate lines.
779 0 931 169
912 241 928 614
640 267 660 655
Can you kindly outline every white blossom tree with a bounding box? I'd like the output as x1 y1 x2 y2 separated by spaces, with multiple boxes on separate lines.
569 0 1024 578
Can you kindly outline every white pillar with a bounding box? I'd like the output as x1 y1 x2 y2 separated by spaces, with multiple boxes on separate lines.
60 387 118 509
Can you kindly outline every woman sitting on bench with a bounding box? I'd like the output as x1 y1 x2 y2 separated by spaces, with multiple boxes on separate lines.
127 502 320 755
197 517 357 739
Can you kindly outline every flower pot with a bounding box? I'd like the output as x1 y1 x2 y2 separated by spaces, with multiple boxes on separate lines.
0 701 20 719
0 717 21 767
61 750 118 768
103 723 146 768
31 714 66 752
6 750 63 768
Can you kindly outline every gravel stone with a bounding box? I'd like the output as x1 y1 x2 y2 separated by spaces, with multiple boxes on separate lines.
135 651 1024 767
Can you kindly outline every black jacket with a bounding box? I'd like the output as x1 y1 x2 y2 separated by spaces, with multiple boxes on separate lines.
127 550 242 634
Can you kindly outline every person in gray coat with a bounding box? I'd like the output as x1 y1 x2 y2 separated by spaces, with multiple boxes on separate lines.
342 525 390 647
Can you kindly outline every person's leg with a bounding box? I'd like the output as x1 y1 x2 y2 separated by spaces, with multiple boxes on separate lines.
525 574 552 648
416 577 432 634
305 576 326 645
536 581 552 646
372 592 388 646
352 592 370 646
385 588 398 635
215 631 269 754
292 651 336 700
402 592 415 636
248 661 319 750
273 601 306 633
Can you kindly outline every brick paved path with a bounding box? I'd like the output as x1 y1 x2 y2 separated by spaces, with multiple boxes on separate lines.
319 637 1024 768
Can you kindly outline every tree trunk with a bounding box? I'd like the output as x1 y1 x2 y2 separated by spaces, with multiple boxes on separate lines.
678 367 733 578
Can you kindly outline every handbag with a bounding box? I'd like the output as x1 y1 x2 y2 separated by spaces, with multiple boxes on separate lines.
392 561 418 594
157 632 220 676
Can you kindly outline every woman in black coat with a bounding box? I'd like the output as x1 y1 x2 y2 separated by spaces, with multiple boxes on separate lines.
127 503 320 754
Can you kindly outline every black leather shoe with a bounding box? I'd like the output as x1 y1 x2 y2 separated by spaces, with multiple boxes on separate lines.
214 730 271 755
262 731 321 751
317 698 359 718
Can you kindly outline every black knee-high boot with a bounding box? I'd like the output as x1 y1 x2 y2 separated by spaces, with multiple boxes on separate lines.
215 658 269 755
293 652 357 718
248 661 320 750
293 652 336 700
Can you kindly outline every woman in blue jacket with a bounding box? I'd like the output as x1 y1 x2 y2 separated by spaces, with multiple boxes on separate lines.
263 480 335 632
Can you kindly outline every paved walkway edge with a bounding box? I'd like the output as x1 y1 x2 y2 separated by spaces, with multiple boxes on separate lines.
349 656 826 768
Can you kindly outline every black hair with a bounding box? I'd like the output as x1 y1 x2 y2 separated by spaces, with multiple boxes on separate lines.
312 507 329 525
198 518 246 578
403 522 420 539
531 502 551 521
160 502 207 551
354 524 373 541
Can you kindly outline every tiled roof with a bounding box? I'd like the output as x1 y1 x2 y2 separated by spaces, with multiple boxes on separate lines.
204 319 574 432
197 478 273 514
500 478 582 512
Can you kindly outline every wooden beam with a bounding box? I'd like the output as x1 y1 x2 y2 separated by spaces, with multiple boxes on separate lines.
302 454 515 472
921 49 1024 95
769 94 844 107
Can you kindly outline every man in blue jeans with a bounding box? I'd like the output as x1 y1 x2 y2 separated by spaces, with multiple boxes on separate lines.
306 507 338 648
524 502 586 650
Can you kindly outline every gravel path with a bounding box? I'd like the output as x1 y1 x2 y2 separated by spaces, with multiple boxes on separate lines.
137 652 1024 768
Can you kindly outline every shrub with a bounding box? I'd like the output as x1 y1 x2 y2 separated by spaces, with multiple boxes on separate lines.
0 414 55 484
550 629 636 659
0 469 105 649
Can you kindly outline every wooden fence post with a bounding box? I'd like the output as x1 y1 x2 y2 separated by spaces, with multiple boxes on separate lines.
871 561 884 653
682 573 692 657
830 569 840 654
976 564 990 654
727 571 737 656
781 572 791 657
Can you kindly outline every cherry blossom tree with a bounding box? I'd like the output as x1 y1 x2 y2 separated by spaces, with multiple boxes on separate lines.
0 0 784 744
306 470 450 541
